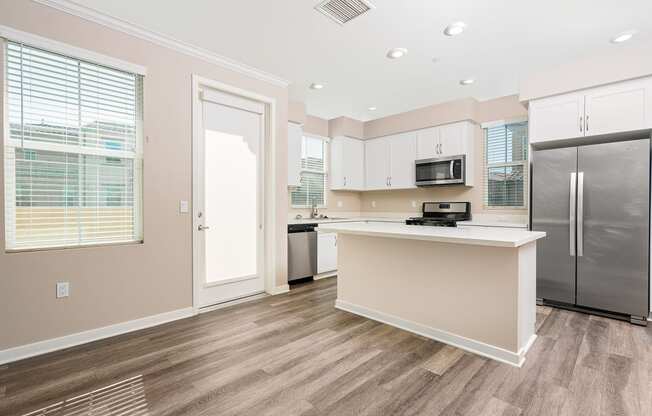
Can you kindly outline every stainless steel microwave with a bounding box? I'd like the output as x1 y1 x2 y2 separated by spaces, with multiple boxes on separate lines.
415 155 466 186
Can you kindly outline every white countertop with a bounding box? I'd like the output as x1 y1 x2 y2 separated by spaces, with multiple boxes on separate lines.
317 221 545 248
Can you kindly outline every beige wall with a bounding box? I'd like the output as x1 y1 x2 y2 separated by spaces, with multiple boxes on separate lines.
0 1 289 350
329 116 364 139
288 100 306 124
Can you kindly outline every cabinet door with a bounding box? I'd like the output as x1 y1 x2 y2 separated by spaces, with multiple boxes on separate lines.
329 138 346 190
343 138 365 190
365 137 390 190
416 127 439 159
439 122 468 157
584 79 649 137
529 92 584 144
317 232 338 274
389 132 417 189
287 122 303 187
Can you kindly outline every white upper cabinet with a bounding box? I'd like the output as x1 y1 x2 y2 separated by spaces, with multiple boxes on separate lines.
364 133 417 190
330 136 365 191
529 92 585 144
529 77 652 144
439 122 469 157
584 79 650 137
364 137 390 190
388 132 417 189
287 122 303 188
416 127 439 159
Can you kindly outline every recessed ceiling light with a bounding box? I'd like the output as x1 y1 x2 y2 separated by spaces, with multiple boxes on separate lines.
444 22 467 37
368 106 377 111
459 78 475 86
386 48 408 59
610 30 636 44
309 83 324 90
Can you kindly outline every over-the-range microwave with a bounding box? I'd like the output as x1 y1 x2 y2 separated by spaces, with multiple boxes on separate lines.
415 155 466 186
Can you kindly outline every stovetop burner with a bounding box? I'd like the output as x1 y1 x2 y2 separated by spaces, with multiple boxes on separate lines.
405 202 471 227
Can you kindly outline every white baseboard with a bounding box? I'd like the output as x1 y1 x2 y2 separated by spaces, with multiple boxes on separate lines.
314 271 337 280
335 299 533 367
0 307 195 365
268 284 290 295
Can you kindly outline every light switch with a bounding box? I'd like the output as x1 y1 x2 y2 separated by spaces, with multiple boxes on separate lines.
411 200 417 208
337 200 343 208
179 200 189 214
56 282 69 298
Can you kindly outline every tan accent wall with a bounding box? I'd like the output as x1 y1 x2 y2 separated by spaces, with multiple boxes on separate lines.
0 1 289 350
304 115 329 138
288 100 306 125
328 117 364 139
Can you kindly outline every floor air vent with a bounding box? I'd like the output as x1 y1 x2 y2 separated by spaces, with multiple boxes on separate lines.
314 0 375 25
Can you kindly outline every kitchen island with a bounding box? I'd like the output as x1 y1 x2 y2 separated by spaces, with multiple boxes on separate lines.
317 222 546 367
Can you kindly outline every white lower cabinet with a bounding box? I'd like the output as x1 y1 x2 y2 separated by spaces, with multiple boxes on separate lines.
317 232 337 274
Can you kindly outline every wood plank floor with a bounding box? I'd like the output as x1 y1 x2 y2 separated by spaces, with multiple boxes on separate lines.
2 277 651 416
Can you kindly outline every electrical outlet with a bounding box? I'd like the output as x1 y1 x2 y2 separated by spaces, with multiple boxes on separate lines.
411 200 417 208
56 282 69 298
371 201 376 208
337 200 343 208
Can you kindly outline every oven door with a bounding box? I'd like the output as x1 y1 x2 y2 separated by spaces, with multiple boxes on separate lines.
415 156 465 186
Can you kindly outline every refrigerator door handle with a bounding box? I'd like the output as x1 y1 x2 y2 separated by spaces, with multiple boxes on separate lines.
570 172 577 256
577 172 584 257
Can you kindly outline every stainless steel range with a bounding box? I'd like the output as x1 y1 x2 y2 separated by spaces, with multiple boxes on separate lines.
406 202 471 227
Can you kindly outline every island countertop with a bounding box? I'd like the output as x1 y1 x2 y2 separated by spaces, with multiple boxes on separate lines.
317 221 545 248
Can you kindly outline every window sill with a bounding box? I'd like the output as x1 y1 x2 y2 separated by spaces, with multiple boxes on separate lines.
5 240 144 254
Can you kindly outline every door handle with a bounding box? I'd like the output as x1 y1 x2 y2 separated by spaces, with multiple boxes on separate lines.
577 172 584 257
585 115 589 132
198 225 210 231
569 172 576 256
579 116 583 133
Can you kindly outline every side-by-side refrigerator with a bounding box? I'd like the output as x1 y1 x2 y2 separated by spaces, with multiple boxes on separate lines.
531 138 650 325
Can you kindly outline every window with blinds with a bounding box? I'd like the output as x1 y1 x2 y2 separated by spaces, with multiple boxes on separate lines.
484 122 528 208
4 41 144 250
291 135 327 208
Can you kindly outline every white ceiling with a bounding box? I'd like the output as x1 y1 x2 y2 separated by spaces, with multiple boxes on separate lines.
71 0 652 121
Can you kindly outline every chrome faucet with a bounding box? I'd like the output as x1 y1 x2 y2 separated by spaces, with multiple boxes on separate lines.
310 200 319 219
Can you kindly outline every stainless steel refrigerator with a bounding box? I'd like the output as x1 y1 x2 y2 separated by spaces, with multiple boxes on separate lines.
531 138 650 324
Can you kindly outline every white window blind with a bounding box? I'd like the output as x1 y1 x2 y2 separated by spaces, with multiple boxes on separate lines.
4 41 144 250
484 122 528 208
291 135 327 208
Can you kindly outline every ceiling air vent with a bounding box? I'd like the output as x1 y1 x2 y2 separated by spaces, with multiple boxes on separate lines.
314 0 375 25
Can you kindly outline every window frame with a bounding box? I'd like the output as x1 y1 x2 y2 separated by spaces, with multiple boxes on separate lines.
290 133 329 209
2 35 145 252
482 119 529 210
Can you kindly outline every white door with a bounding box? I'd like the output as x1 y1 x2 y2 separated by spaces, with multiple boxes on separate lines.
388 132 417 189
317 232 337 274
439 122 467 157
365 137 390 190
584 79 649 137
416 127 439 159
194 88 265 307
529 92 585 144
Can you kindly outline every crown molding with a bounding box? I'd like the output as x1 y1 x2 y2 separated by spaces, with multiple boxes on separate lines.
31 0 291 87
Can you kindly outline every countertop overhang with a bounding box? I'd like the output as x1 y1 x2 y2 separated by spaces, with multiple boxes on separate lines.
317 222 545 248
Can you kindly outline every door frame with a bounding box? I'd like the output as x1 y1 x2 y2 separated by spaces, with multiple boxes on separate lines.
191 74 278 312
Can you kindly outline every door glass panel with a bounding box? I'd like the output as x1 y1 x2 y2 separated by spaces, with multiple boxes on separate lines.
203 102 260 283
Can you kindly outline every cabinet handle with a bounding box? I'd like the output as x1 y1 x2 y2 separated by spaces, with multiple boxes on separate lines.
579 116 583 133
585 115 589 132
344 176 347 186
389 177 392 186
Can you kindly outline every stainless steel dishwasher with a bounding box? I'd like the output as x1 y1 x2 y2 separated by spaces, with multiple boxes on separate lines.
287 223 317 282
